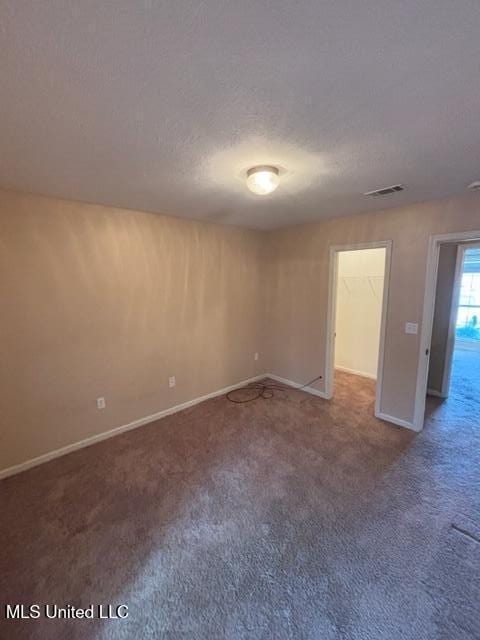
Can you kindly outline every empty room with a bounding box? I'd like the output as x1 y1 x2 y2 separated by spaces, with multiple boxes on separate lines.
1 2 479 639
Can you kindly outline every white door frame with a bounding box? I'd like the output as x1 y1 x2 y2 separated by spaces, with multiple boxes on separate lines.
325 240 392 420
413 230 480 430
439 244 466 397
437 242 480 397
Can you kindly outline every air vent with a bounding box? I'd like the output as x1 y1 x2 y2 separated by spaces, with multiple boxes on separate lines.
364 184 404 197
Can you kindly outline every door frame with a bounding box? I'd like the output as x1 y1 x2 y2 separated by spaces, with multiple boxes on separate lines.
433 241 480 398
325 240 392 420
413 230 480 430
439 244 466 397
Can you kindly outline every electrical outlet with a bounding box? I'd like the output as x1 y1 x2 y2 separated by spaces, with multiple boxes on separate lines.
96 397 106 410
169 376 176 388
254 352 259 361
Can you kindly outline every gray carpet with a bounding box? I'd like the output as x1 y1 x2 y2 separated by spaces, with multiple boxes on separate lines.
424 512 480 640
1 353 480 639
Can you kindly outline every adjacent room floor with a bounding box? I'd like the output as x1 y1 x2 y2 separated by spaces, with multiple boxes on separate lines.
1 371 479 640
426 346 480 425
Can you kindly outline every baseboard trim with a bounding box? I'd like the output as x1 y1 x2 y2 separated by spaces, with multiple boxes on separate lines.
335 366 377 381
269 375 415 430
375 411 418 432
1 373 417 479
0 374 267 481
266 373 329 399
427 388 447 399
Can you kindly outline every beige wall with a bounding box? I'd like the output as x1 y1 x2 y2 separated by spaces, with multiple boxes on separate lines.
427 243 457 394
2 188 480 472
266 193 480 425
0 190 266 471
335 248 386 379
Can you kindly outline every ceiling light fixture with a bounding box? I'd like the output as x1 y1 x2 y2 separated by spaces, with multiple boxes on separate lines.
246 166 280 195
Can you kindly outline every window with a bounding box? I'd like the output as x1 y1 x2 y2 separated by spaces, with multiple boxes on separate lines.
456 248 480 342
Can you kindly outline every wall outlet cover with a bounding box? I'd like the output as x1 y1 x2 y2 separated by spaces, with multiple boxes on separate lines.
405 322 419 335
169 376 176 388
96 397 106 410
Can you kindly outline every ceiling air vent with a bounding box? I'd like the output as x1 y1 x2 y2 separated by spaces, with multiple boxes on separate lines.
364 184 404 197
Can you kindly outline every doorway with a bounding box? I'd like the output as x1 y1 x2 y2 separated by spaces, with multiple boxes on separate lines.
424 242 480 431
427 243 480 400
415 230 480 430
325 242 391 420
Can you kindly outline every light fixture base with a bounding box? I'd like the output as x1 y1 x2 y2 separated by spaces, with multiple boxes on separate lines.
246 166 280 195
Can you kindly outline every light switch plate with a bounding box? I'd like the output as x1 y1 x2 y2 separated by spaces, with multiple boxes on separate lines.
405 322 418 335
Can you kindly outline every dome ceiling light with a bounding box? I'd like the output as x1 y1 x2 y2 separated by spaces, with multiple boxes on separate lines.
246 166 280 195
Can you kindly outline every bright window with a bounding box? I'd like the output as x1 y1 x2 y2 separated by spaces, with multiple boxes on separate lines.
456 249 480 342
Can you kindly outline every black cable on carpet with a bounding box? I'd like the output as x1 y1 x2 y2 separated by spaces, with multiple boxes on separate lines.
226 375 323 404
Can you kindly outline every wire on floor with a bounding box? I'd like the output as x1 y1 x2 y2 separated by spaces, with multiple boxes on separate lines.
226 375 323 404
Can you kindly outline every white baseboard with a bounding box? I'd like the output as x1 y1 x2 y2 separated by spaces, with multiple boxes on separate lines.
427 388 447 399
375 411 418 431
0 374 267 480
0 372 416 480
270 374 418 432
335 366 377 380
266 373 329 399
269 374 416 430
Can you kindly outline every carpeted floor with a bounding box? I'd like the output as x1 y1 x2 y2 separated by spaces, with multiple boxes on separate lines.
1 359 479 639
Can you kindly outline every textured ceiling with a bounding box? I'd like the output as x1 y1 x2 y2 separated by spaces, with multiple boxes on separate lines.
2 1 480 230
